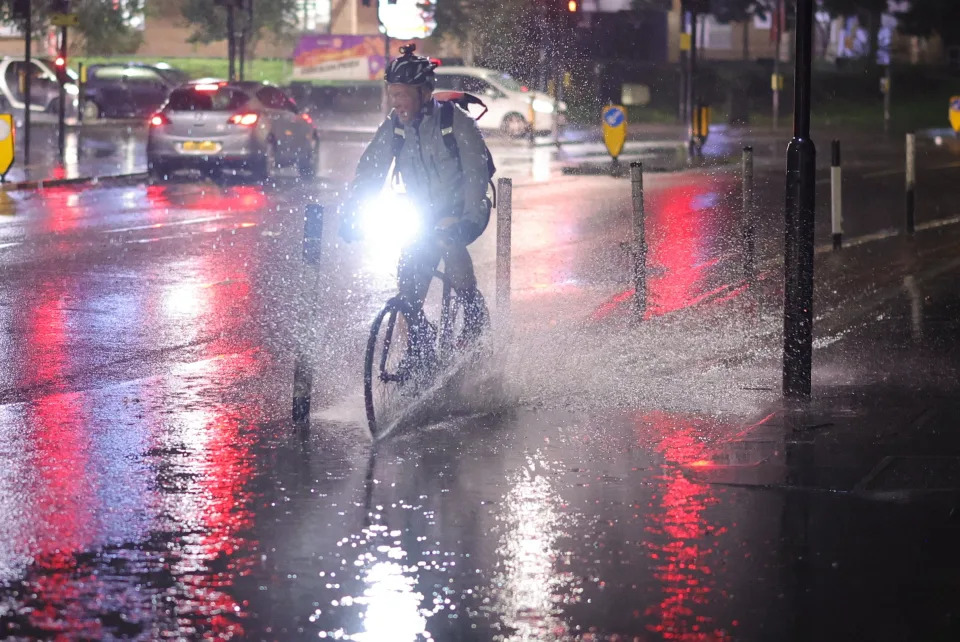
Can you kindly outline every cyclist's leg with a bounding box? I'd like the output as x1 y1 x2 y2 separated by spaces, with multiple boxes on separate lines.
443 243 488 345
397 241 442 370
398 239 442 311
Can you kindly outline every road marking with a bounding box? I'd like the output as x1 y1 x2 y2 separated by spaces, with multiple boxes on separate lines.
103 215 226 234
916 214 960 231
815 227 898 253
0 241 20 249
861 160 960 180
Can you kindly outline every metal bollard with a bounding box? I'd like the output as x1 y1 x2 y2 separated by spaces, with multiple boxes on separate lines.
831 140 843 250
495 178 512 318
742 146 755 274
293 203 324 425
630 162 647 319
905 132 916 235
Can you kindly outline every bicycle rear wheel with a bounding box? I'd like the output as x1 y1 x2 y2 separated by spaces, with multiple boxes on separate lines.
363 297 417 437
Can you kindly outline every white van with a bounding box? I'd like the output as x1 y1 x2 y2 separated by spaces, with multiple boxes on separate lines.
433 66 566 137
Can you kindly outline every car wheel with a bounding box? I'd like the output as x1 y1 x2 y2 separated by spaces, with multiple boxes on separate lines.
298 137 319 179
254 141 278 182
82 101 100 121
501 112 528 138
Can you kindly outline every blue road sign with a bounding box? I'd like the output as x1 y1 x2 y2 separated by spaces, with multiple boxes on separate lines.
603 106 625 128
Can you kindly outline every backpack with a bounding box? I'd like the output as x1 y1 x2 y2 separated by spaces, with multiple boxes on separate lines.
391 92 497 203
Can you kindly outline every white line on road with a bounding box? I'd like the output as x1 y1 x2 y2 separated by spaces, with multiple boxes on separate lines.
860 160 960 180
916 214 960 231
102 215 226 234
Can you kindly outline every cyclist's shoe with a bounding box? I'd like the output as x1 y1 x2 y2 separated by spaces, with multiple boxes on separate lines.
397 317 438 393
456 288 490 352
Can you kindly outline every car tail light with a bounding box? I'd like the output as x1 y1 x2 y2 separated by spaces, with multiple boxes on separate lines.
300 113 313 125
194 83 220 92
150 113 170 127
228 112 259 126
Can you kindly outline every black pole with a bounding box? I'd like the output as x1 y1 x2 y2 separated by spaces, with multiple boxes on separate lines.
238 32 245 81
23 0 31 166
688 11 698 156
678 8 687 124
226 3 236 81
58 25 66 160
772 0 782 129
783 0 816 399
293 204 324 425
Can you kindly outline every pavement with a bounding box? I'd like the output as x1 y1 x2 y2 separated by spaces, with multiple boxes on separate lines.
0 118 959 639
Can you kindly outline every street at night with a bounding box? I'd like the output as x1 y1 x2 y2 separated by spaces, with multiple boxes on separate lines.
0 121 958 639
2 0 960 639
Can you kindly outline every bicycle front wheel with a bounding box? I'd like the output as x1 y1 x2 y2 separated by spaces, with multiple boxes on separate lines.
363 297 417 438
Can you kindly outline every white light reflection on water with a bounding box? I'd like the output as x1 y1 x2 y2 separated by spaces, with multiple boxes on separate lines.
354 558 429 641
324 519 435 641
490 452 578 638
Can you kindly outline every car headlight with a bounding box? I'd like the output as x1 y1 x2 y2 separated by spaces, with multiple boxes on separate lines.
65 84 79 96
532 99 555 114
360 192 422 248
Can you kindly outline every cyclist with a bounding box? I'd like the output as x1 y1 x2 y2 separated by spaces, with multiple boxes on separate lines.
340 45 491 351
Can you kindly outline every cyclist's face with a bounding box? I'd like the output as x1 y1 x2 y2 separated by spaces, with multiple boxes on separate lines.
387 84 426 124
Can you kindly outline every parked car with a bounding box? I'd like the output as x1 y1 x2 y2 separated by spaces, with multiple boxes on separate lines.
146 80 320 181
0 56 79 125
82 62 188 120
433 66 566 137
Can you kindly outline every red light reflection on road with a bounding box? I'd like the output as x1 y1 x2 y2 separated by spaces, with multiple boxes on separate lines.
21 275 99 635
4 234 269 637
639 411 733 641
145 184 268 215
37 185 86 235
592 178 741 322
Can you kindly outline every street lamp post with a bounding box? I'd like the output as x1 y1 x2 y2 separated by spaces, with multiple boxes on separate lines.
782 0 816 398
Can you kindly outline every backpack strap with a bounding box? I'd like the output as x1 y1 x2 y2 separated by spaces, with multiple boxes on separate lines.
391 113 405 158
391 113 405 185
439 102 462 171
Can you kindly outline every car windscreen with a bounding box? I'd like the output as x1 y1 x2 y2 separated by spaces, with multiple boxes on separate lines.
156 68 189 85
485 71 524 92
166 87 249 111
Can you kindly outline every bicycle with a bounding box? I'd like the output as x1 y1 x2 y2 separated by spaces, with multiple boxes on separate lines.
363 262 489 438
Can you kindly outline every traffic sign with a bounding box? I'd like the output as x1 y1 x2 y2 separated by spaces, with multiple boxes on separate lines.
0 114 15 179
950 96 960 134
602 105 626 160
50 13 79 27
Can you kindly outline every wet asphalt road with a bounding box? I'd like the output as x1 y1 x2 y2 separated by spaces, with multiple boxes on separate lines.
1 129 960 639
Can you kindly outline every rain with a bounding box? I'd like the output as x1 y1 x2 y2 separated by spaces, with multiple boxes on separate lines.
1 0 960 640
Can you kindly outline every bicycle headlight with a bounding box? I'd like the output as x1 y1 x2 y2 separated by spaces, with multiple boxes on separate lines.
360 192 422 248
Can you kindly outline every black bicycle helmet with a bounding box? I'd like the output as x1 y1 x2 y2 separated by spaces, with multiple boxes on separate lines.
384 44 437 86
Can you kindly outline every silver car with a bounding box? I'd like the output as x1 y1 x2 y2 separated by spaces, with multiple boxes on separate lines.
146 80 319 180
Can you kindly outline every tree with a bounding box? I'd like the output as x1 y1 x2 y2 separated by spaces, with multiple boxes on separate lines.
896 0 960 49
73 0 144 55
178 0 298 55
1 0 145 55
821 0 888 68
426 0 550 76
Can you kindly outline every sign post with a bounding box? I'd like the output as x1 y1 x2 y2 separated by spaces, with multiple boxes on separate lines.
949 96 960 136
602 104 626 174
0 114 15 182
